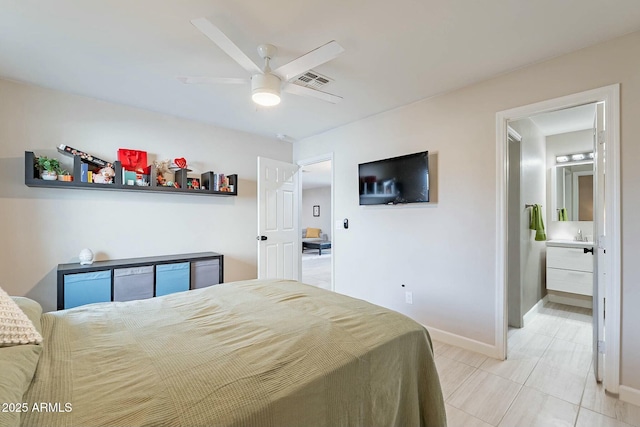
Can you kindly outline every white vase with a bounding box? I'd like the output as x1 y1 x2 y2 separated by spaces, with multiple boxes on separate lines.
41 170 57 181
79 248 94 265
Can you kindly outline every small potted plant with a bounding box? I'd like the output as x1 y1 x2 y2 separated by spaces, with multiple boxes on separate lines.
35 156 60 181
57 168 73 182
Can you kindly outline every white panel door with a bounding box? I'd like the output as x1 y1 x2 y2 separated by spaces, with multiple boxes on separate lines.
257 157 299 280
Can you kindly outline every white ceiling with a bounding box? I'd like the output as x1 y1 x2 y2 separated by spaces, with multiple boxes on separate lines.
530 103 598 136
2 1 640 141
301 160 331 190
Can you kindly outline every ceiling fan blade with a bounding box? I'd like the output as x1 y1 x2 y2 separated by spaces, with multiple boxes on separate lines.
178 76 248 85
190 17 262 75
273 41 344 82
283 84 343 104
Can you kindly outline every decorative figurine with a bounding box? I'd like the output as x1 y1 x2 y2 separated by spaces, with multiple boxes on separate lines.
96 166 115 184
153 159 171 186
174 157 187 169
79 248 95 265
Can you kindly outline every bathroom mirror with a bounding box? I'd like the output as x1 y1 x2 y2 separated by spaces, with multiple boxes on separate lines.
552 162 594 221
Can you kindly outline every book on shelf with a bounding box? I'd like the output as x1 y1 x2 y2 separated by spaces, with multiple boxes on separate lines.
58 144 114 169
80 163 89 183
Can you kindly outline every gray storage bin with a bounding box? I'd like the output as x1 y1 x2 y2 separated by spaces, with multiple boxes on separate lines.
191 259 220 289
113 265 154 302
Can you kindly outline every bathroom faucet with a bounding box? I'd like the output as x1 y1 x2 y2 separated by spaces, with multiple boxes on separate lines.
576 229 583 241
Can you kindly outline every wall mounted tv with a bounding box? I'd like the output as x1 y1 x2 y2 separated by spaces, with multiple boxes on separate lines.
358 151 429 205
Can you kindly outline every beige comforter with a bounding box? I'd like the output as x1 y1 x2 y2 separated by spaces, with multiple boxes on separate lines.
21 279 446 426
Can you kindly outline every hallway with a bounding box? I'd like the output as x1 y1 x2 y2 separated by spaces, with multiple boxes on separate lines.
301 251 331 291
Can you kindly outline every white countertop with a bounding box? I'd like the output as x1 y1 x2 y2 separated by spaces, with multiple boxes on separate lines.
546 239 594 248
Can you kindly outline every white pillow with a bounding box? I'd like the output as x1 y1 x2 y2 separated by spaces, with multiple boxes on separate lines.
0 286 43 347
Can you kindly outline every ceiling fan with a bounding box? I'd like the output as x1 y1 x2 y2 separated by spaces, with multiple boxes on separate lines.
179 17 345 107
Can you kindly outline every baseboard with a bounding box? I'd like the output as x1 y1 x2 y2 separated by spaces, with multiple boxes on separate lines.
619 385 640 406
522 295 549 327
547 292 593 309
425 325 501 359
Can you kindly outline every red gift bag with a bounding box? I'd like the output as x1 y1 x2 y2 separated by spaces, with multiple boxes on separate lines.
118 149 148 173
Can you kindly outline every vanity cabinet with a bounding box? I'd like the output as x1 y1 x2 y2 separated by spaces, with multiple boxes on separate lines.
546 246 593 296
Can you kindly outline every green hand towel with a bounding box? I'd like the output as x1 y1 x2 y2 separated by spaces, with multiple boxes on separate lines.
529 204 546 241
558 208 568 221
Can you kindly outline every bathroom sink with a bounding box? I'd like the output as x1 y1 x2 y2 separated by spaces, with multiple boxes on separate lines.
546 239 594 248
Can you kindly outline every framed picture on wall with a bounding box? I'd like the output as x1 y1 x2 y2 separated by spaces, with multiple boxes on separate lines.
313 205 320 217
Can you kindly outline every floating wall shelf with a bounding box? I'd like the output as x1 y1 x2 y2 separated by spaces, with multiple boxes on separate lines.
24 151 237 197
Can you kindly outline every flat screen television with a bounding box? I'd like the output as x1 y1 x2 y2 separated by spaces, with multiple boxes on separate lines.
358 151 429 205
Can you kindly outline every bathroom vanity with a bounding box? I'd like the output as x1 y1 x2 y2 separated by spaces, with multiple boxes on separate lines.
546 240 594 303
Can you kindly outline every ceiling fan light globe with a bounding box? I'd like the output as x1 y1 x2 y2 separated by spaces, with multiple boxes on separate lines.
252 92 281 106
251 73 281 107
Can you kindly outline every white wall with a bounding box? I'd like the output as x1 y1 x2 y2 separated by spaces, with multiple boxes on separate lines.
546 129 594 240
0 78 291 312
302 186 331 240
294 30 640 391
509 118 547 319
298 104 499 345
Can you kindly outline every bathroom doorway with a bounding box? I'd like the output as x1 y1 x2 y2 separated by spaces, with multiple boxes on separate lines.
508 103 597 327
496 85 621 393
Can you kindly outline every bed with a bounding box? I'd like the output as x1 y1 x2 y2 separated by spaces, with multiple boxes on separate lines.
3 279 446 427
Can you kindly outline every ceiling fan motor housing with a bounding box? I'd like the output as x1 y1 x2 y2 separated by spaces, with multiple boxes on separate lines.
251 73 282 106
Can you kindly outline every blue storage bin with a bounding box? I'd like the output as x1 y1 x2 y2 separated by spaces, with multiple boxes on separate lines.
156 262 190 296
64 270 111 309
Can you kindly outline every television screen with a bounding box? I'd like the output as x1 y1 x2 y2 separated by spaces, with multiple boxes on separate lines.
358 151 429 205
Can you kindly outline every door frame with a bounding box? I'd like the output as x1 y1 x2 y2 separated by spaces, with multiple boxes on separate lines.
297 152 335 291
495 84 621 392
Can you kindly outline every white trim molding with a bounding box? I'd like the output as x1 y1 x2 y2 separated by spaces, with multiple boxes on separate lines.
620 386 640 406
495 84 621 391
507 126 522 142
425 325 502 359
522 295 549 327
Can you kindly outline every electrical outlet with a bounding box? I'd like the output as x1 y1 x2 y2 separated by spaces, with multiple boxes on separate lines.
405 291 413 304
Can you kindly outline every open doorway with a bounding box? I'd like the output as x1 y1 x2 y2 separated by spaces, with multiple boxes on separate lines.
298 156 333 291
508 103 596 321
496 85 620 393
504 104 597 403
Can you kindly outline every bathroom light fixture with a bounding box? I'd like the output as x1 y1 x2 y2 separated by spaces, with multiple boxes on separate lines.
251 73 281 107
556 151 594 164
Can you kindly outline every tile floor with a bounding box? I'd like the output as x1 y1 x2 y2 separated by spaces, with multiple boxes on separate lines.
434 301 640 427
301 251 331 290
